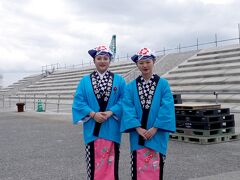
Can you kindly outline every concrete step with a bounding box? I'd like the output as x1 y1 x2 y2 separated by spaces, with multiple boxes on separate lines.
189 50 240 62
26 82 78 89
43 69 129 82
178 56 240 68
47 66 133 80
196 45 240 56
165 68 240 80
20 86 77 92
36 77 82 85
169 77 240 86
168 62 240 74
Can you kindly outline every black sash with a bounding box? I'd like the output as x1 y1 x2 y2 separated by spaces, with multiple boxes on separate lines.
91 71 114 137
136 74 160 146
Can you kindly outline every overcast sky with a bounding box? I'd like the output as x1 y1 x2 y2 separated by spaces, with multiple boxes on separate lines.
0 0 240 87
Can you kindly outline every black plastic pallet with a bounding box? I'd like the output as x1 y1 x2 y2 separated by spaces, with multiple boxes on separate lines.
170 132 240 145
174 99 182 104
176 120 235 130
173 94 181 99
175 108 230 116
175 104 221 110
176 114 234 123
175 127 235 136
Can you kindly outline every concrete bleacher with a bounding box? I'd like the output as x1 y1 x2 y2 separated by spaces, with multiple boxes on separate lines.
10 60 137 107
0 74 42 95
2 44 240 113
163 44 240 112
1 52 198 112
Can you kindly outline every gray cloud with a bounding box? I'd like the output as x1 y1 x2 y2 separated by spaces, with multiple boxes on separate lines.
0 0 240 76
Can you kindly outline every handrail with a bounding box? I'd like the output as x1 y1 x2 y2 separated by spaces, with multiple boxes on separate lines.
42 32 240 72
173 91 240 104
1 91 240 111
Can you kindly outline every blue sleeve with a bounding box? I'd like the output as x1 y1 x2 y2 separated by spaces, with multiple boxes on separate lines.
72 78 94 125
109 77 126 119
120 83 141 133
153 80 176 133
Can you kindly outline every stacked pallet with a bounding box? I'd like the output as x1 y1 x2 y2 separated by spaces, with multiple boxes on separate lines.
170 104 240 144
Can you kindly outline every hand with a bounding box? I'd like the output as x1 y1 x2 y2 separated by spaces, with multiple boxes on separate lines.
93 112 107 123
144 127 158 140
136 127 147 140
101 111 113 119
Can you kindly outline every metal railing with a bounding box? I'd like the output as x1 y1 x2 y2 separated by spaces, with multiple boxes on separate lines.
1 91 240 113
173 91 240 105
42 25 240 73
0 93 74 113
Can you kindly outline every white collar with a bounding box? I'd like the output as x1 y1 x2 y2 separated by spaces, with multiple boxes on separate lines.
96 69 109 79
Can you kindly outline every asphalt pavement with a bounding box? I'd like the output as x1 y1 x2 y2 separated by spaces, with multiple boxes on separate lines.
0 111 240 180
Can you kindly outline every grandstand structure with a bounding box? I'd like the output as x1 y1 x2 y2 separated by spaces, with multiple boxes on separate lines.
164 44 240 112
0 44 240 113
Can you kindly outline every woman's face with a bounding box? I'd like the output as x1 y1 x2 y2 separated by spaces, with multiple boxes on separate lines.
136 59 154 76
94 55 111 73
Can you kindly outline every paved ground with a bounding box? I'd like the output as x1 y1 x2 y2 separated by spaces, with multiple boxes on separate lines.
0 111 240 180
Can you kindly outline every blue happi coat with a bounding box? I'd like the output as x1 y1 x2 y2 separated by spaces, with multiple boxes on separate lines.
72 73 126 144
121 77 176 155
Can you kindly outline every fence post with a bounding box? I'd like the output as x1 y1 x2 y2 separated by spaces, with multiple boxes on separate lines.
197 38 199 50
215 33 218 47
8 95 11 108
24 94 27 110
34 94 36 110
45 94 48 111
57 94 60 113
214 91 218 104
2 95 5 109
238 23 240 44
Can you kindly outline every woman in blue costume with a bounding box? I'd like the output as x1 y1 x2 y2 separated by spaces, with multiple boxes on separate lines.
121 47 176 180
72 45 125 180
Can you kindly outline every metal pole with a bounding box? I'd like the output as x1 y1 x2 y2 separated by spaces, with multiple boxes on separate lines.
57 94 60 113
178 43 181 53
163 47 165 55
215 33 217 47
8 95 11 108
197 38 199 50
238 23 240 44
24 94 27 110
45 94 48 112
34 94 36 110
3 95 5 109
214 91 218 104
